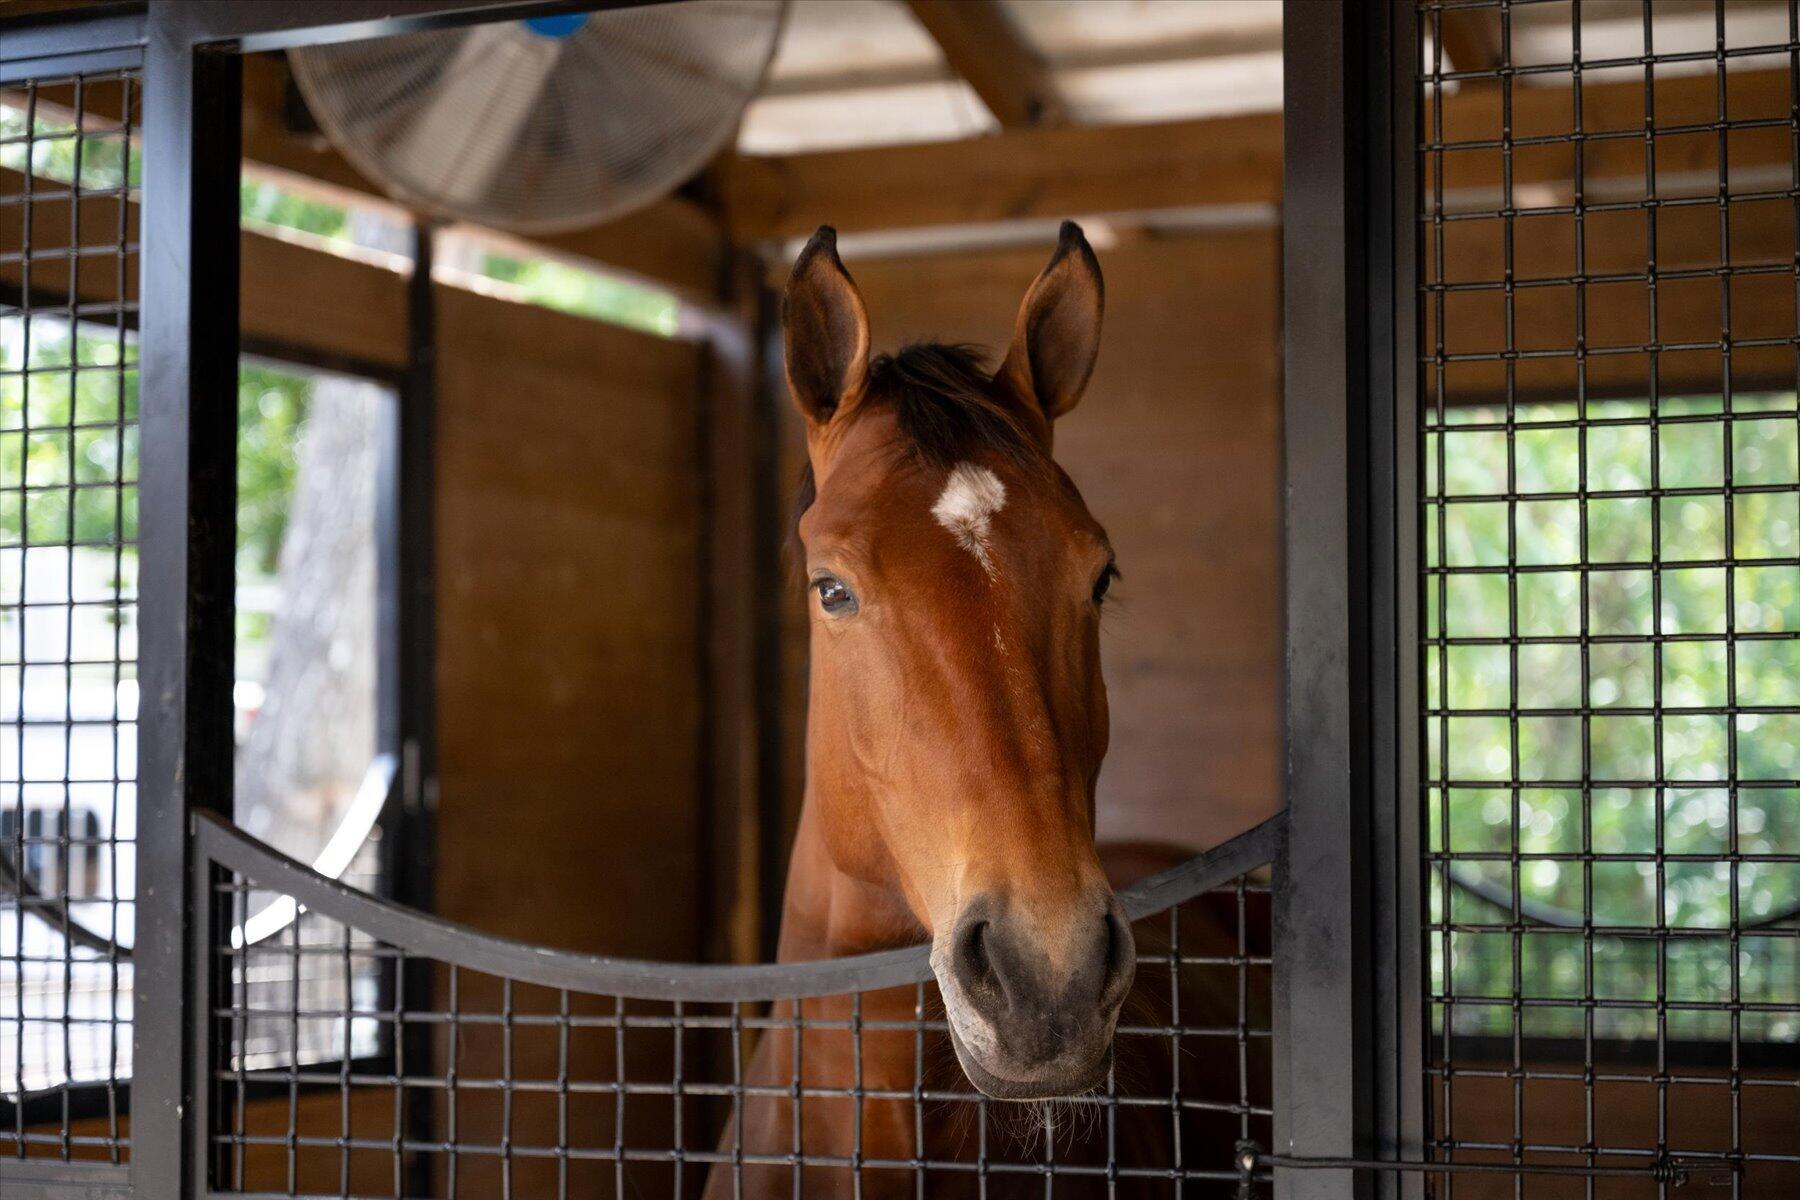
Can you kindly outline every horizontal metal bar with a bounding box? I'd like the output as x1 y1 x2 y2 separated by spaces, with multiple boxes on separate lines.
0 1159 130 1200
0 8 144 82
193 808 1283 1001
195 1138 1260 1180
1425 411 1798 433
1428 484 1800 505
1423 41 1800 81
164 0 668 54
1119 812 1282 921
208 1069 1274 1107
1235 1140 1738 1188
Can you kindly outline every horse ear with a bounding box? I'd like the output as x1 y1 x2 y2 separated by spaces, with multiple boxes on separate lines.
783 226 870 427
999 221 1104 422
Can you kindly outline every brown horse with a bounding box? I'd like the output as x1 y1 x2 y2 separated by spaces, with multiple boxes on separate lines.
707 223 1184 1198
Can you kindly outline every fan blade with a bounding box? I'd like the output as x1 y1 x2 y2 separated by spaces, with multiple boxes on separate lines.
286 0 788 232
386 23 562 208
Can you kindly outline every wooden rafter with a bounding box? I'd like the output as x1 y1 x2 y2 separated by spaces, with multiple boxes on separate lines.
904 0 1064 128
722 67 1794 242
722 110 1281 242
1 54 726 297
1433 6 1503 75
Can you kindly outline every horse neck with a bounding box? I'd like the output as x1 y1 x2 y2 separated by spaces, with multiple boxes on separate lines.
775 785 924 963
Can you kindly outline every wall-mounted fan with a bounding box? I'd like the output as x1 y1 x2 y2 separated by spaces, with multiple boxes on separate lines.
288 1 786 233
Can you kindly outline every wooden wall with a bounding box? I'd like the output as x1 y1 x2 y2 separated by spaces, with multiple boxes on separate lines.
246 242 713 1199
775 228 1286 858
432 290 705 960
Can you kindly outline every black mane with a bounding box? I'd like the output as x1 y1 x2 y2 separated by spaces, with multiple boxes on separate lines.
865 343 1035 468
788 343 1043 566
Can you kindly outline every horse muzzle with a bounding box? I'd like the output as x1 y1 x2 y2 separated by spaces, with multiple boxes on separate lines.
931 889 1135 1100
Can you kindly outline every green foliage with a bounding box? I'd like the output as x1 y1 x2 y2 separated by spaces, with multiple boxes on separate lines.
477 250 680 337
240 178 353 241
236 364 311 576
232 364 313 652
1427 394 1800 1041
0 104 137 189
1 322 315 564
5 102 683 341
0 318 138 548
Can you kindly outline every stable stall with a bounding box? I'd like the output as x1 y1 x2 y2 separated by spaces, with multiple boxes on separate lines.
1 2 1795 1197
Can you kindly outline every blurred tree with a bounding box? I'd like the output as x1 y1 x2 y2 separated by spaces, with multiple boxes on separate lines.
1428 394 1799 1040
231 375 378 868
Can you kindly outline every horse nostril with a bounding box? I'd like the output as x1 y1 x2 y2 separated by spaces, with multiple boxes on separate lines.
1099 906 1135 1007
954 918 998 999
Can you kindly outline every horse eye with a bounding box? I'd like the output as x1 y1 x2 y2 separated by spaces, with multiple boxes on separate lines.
814 575 859 616
1092 563 1119 605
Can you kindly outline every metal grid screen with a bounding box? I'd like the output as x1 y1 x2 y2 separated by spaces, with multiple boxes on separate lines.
1 69 139 1162
1420 1 1800 1194
199 819 1275 1199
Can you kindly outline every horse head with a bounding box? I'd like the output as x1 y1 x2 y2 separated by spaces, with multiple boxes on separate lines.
784 222 1131 1100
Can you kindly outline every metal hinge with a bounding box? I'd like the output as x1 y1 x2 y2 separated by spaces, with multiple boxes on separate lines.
401 737 437 814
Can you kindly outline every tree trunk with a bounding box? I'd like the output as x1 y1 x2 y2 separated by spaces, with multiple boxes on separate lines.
234 377 379 867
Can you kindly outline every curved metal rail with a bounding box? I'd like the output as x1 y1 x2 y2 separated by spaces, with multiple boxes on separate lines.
194 808 1285 1002
1 754 398 959
1441 863 1800 932
0 849 121 958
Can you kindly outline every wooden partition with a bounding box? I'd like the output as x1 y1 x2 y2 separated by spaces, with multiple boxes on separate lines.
774 227 1287 860
432 291 705 959
246 237 710 1200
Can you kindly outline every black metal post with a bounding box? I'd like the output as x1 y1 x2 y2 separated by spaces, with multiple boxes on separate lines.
131 5 660 1191
751 276 788 963
1368 4 1425 1195
134 7 240 1197
1275 1 1419 1197
394 218 441 1192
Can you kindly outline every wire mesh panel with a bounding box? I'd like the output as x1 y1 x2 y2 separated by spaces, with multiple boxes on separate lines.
1 68 139 1164
198 816 1277 1199
1419 1 1800 1194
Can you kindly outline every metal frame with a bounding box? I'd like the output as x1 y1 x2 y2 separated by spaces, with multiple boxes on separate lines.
1275 2 1423 1197
0 7 459 1195
1 53 143 1200
1416 2 1800 1195
0 0 1481 1197
127 6 685 1198
0 6 146 86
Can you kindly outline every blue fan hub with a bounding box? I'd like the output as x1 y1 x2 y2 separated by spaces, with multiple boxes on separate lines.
521 13 588 39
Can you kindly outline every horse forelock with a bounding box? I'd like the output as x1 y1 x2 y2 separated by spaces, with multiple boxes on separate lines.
787 342 1047 575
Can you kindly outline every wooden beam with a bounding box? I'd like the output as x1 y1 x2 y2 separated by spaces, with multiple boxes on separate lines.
724 67 1796 242
238 53 724 299
723 110 1282 242
3 57 724 297
904 0 1064 128
1433 6 1502 75
760 20 1282 99
696 254 778 965
1 166 411 368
